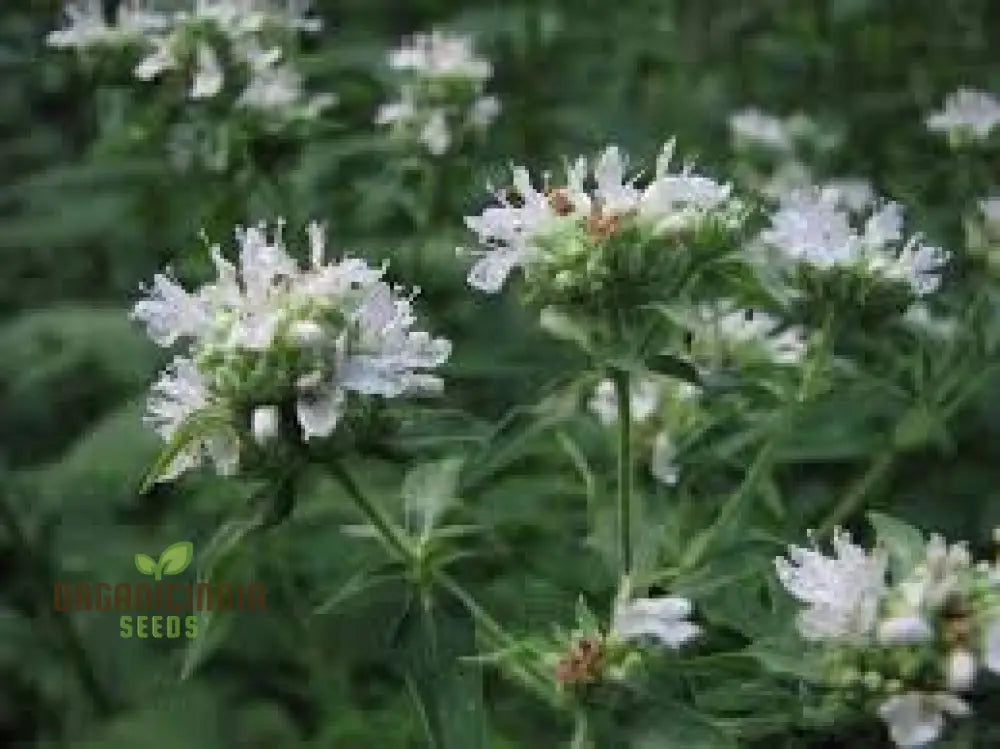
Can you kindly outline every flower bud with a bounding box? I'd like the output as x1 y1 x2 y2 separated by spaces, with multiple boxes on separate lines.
877 615 933 645
289 319 325 347
251 405 280 444
945 649 977 692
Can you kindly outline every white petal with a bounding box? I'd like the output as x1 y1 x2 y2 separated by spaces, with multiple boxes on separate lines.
251 405 280 445
467 249 522 293
984 618 1000 673
614 608 699 648
945 650 977 693
613 595 699 648
878 693 945 748
296 387 345 440
205 431 239 475
190 44 223 99
878 616 934 645
650 431 679 486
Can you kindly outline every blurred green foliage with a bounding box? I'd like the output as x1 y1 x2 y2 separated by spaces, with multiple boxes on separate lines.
3 0 1000 747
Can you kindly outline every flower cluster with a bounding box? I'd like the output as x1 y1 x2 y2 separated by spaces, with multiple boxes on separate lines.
132 222 451 482
776 527 1000 747
463 141 745 318
48 0 334 122
926 88 1000 145
758 188 949 305
376 29 499 156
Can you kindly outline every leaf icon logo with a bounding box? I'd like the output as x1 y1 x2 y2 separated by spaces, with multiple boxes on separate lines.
134 541 194 581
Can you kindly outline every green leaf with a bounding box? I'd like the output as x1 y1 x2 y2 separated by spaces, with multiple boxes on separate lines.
630 701 736 749
538 307 591 351
574 595 602 637
138 409 233 494
398 598 487 749
157 541 194 577
134 553 157 576
402 456 465 541
644 352 703 386
868 511 925 578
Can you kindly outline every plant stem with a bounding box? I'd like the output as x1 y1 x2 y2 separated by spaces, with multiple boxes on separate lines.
0 489 114 716
329 462 415 564
570 706 594 749
329 464 558 705
611 368 633 579
815 448 895 537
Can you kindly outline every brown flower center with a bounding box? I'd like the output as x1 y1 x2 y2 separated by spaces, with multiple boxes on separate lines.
554 636 605 685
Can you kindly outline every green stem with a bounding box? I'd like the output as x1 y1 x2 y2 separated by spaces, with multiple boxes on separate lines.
0 490 114 716
329 462 415 564
611 368 633 579
436 571 556 705
815 448 895 537
570 706 594 749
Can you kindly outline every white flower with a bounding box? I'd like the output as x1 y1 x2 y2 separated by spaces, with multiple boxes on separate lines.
251 404 280 444
47 0 113 48
945 649 977 693
464 141 740 293
588 378 661 427
775 528 888 642
877 615 933 645
896 535 972 611
133 222 451 480
729 108 793 152
980 196 1000 234
379 31 497 153
877 692 970 748
926 88 1000 140
983 617 1000 674
388 29 491 82
612 595 700 648
759 188 948 296
419 109 451 155
145 356 240 482
239 63 299 109
650 430 679 486
54 1 329 111
190 43 224 99
187 0 322 36
469 95 500 128
134 34 177 80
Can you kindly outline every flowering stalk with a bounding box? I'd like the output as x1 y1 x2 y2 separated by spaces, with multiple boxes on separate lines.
611 368 634 579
